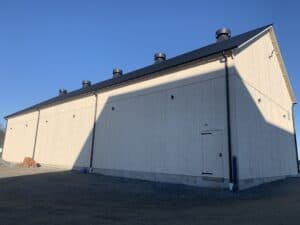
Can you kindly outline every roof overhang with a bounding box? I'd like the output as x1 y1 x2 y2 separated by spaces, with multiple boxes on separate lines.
5 24 277 119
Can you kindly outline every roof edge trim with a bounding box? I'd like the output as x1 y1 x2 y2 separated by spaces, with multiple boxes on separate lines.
238 24 273 49
236 24 296 103
269 27 296 103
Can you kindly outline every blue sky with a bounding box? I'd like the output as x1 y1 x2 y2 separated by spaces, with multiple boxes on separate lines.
0 0 299 150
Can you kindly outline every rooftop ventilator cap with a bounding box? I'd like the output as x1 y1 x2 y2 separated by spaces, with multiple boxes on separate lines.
154 52 166 63
215 28 231 42
112 68 123 78
59 89 68 96
82 80 91 88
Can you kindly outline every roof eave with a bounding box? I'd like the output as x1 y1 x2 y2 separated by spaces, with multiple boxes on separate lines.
5 24 273 119
4 51 228 119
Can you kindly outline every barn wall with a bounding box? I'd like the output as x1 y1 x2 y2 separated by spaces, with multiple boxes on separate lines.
234 31 293 108
92 59 229 183
2 111 38 163
34 96 95 168
233 31 297 181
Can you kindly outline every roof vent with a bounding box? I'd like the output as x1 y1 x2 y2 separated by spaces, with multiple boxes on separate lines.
59 89 68 96
215 28 231 42
112 68 123 78
82 80 91 88
154 52 166 63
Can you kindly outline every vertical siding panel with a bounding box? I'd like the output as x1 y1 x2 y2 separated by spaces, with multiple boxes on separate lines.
3 111 39 163
92 60 227 179
34 96 95 168
234 31 297 180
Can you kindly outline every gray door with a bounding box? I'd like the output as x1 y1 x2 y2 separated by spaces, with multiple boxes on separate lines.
201 130 224 178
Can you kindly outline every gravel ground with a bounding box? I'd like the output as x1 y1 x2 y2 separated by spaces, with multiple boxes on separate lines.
0 167 299 225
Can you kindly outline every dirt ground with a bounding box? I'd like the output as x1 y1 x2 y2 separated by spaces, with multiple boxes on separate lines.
0 167 299 225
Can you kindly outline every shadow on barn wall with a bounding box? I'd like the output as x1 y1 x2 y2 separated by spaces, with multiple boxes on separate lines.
71 64 297 185
1 61 297 188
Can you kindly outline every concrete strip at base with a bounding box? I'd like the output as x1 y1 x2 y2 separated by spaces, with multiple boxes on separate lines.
17 162 297 190
238 175 299 190
0 167 67 179
92 167 228 189
39 163 72 170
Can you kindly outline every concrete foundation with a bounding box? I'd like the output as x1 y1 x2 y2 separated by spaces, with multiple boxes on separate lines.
92 168 228 189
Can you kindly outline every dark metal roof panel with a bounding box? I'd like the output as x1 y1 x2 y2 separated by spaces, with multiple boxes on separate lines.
5 24 272 119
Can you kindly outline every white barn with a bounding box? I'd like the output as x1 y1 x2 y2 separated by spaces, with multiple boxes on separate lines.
2 24 298 190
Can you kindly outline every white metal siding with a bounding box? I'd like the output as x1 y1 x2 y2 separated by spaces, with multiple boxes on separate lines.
234 32 293 109
2 111 38 162
233 31 297 179
34 96 95 168
93 60 229 179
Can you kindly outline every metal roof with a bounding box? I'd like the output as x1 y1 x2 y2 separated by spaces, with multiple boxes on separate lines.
5 24 272 119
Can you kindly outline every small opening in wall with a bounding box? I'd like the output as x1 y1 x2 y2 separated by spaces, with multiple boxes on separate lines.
25 124 28 127
73 114 76 118
170 95 174 100
45 120 48 123
283 114 286 118
111 106 115 111
258 98 261 103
